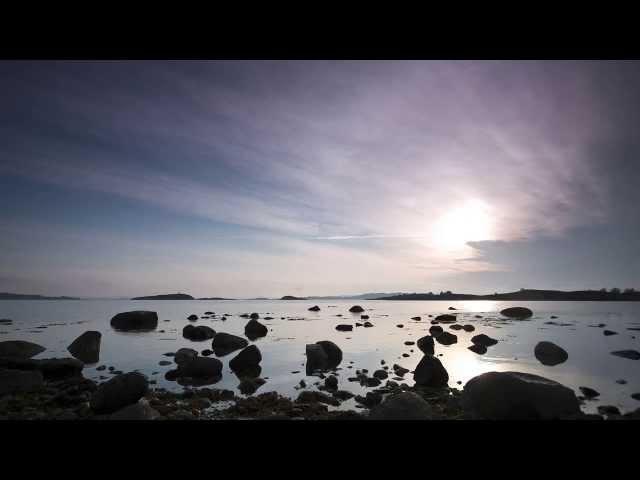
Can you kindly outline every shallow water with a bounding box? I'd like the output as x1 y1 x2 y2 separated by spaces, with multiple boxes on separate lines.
1 299 639 414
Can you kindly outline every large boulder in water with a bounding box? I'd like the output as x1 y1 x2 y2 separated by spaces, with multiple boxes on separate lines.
462 371 580 419
0 368 43 396
182 325 216 341
244 319 268 340
90 372 149 414
306 344 329 373
417 336 434 355
316 340 342 367
413 355 449 387
67 331 101 363
435 331 457 346
349 305 365 313
308 305 320 311
471 334 498 347
500 307 533 319
211 332 249 356
31 358 84 379
534 341 568 366
177 356 223 379
434 314 457 323
369 392 434 420
110 311 158 331
229 345 262 378
174 348 198 366
0 340 46 359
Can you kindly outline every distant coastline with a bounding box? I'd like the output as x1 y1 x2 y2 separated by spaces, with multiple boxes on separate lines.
376 289 640 301
0 292 79 300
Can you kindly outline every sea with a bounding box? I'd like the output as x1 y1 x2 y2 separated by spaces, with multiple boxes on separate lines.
1 299 639 414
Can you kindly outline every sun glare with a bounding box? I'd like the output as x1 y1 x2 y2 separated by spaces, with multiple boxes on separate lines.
432 199 494 251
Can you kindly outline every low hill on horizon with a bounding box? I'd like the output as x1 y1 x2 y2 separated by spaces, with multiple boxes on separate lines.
0 292 79 300
377 289 640 301
132 293 194 300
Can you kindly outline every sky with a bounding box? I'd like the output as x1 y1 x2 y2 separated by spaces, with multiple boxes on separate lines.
0 60 639 298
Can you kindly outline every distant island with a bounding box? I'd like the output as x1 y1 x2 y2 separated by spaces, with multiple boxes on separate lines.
281 295 308 300
0 292 79 300
132 293 194 300
308 292 405 300
376 288 640 301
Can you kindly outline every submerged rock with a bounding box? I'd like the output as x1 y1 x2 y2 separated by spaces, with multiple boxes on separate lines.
534 341 568 366
417 336 434 355
462 371 580 419
90 372 149 414
369 392 433 420
244 319 268 340
500 307 533 319
0 340 46 359
413 355 449 387
211 332 249 356
110 311 158 331
182 325 216 341
67 331 101 363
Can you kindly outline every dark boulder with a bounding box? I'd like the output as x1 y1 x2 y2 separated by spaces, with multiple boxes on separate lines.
250 313 260 320
32 358 84 379
0 340 46 359
90 372 149 414
369 392 433 420
450 324 463 330
349 305 365 313
361 315 369 320
611 350 640 360
308 305 321 311
462 371 580 419
229 345 262 376
429 325 444 336
178 357 223 379
306 344 329 373
435 331 457 346
603 330 618 336
534 341 568 366
411 316 421 321
468 344 487 355
316 341 342 368
579 386 600 399
417 336 434 355
238 377 266 395
413 355 449 387
211 332 249 356
174 348 198 366
462 325 475 332
363 322 374 328
67 331 101 363
435 314 457 323
0 368 43 396
324 375 338 390
182 325 216 341
471 334 498 347
110 311 158 331
373 369 388 380
187 314 199 321
244 319 268 340
336 324 353 331
500 307 533 319
297 390 340 406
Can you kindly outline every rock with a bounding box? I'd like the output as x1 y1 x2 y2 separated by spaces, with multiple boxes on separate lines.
204 311 214 315
187 314 198 321
355 392 382 408
435 314 457 323
361 315 369 320
349 305 365 313
308 305 320 311
500 307 533 319
631 393 640 401
90 372 149 414
0 319 12 325
0 340 46 359
611 350 640 360
471 334 498 347
238 378 266 395
34 358 84 379
335 324 353 331
229 345 262 376
393 364 409 376
373 369 388 380
250 313 260 320
413 355 449 387
417 336 435 355
110 311 158 331
579 386 600 399
306 344 329 373
297 390 340 406
435 331 457 346
366 377 382 387
174 348 198 366
404 341 415 346
244 319 268 340
182 325 216 341
411 316 421 321
316 341 342 368
201 349 213 356
363 322 374 328
0 368 43 395
177 357 223 379
67 331 101 363
211 332 249 356
534 341 568 366
468 344 487 355
369 392 433 420
448 307 457 310
355 323 363 327
109 401 160 420
616 379 627 384
450 324 463 330
462 324 475 332
462 371 580 419
325 375 338 390
429 326 443 336
396 324 404 328
159 360 171 366
597 405 621 416
333 390 354 401
603 330 618 336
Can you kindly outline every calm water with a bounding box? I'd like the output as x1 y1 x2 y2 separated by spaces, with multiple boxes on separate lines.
1 299 639 414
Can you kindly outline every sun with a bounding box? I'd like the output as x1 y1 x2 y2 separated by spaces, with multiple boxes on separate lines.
431 199 494 251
